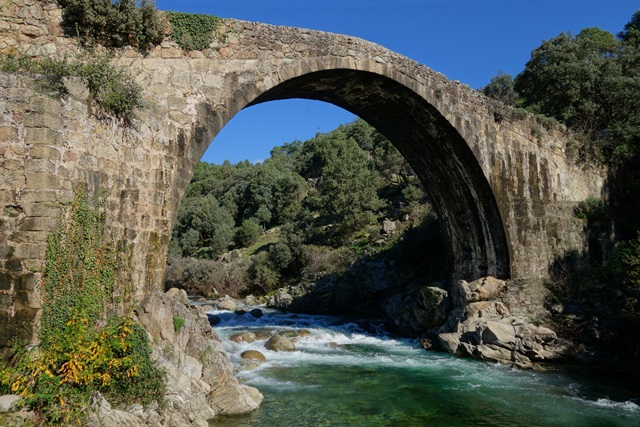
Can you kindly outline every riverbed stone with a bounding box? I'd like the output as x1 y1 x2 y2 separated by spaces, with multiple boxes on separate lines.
265 334 296 352
217 296 237 312
241 350 266 363
230 331 257 343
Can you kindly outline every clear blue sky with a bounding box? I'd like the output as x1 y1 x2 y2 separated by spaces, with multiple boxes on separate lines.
155 0 638 164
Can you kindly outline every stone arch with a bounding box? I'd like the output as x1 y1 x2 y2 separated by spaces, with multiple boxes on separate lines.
189 65 511 280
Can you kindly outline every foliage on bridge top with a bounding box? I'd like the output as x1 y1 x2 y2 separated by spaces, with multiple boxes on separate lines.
0 52 142 123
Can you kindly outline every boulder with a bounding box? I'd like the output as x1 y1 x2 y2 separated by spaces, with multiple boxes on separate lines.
381 219 397 234
207 314 221 326
216 296 237 312
438 333 461 355
436 277 571 368
451 277 507 308
110 290 264 425
250 308 264 318
229 332 256 343
241 350 266 363
254 331 273 340
265 334 296 352
480 321 516 346
244 295 259 306
165 287 190 306
383 284 450 336
0 395 21 412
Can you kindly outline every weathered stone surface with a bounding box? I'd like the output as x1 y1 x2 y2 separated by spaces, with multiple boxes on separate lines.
230 331 257 343
107 289 263 426
216 296 237 312
437 277 572 368
241 350 266 363
265 334 296 352
0 395 21 412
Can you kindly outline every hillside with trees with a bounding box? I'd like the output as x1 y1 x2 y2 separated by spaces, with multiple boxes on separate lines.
166 118 446 313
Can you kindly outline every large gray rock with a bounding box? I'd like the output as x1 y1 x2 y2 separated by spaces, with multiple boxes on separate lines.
481 321 516 346
383 284 450 336
0 395 21 412
265 334 296 352
451 276 507 308
437 277 572 368
88 290 263 426
216 295 238 312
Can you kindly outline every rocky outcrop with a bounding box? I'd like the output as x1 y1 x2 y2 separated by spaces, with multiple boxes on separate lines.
88 289 263 426
436 277 573 368
383 283 450 337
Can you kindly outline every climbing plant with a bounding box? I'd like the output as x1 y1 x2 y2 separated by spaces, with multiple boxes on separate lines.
0 188 165 425
165 11 222 51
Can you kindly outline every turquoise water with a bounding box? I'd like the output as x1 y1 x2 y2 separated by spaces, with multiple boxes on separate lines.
208 308 639 427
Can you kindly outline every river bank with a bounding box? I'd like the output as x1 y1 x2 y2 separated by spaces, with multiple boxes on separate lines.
207 304 640 427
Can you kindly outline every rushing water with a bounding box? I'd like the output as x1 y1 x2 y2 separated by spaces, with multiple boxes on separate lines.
207 306 639 427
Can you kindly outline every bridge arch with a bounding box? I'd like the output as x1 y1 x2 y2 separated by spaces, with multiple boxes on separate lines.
190 65 511 279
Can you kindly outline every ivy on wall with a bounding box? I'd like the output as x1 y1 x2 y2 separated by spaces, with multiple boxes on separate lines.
165 11 222 51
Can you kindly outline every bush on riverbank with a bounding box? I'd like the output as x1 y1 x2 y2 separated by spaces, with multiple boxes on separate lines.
0 189 164 425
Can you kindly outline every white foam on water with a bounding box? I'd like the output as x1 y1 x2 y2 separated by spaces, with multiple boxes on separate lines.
573 397 640 412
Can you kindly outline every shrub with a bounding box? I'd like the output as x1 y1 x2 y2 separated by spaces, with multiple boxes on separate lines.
0 188 165 425
58 0 165 48
0 53 142 123
235 218 263 248
165 256 251 297
173 316 185 332
574 196 607 221
165 11 222 51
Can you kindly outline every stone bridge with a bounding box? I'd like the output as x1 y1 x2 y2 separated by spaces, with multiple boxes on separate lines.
0 1 604 345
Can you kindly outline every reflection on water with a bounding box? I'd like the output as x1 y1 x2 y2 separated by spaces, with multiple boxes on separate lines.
208 307 639 427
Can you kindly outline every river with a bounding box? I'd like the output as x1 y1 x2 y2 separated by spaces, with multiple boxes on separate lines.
207 306 638 427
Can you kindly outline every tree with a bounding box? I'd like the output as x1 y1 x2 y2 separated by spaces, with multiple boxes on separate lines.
315 134 383 232
482 71 517 106
514 28 623 136
619 10 640 47
235 218 263 248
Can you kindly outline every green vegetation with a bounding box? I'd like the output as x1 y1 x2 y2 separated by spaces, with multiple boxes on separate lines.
173 315 185 332
57 1 225 51
165 11 222 51
167 118 437 297
0 53 142 122
58 0 164 48
0 189 164 425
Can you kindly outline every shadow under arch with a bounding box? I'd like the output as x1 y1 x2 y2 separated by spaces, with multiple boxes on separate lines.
233 69 511 280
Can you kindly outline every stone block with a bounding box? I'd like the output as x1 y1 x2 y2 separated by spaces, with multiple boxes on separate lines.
18 216 56 231
19 189 58 203
0 272 12 291
0 170 25 188
23 112 62 130
25 127 61 145
23 202 61 218
18 272 41 291
13 242 46 259
26 173 65 190
24 158 55 174
29 145 61 160
0 125 18 143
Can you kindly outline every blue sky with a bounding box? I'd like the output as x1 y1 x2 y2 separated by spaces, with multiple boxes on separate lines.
155 0 638 164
